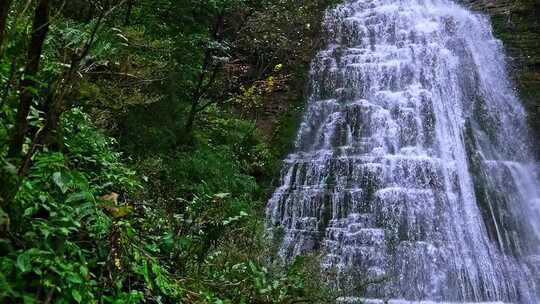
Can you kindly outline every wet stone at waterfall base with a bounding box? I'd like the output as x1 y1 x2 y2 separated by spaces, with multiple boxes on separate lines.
266 0 540 303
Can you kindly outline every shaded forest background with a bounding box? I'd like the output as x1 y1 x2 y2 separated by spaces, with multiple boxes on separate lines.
0 0 538 303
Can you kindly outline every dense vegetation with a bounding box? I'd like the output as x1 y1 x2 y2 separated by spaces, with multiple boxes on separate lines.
0 0 340 303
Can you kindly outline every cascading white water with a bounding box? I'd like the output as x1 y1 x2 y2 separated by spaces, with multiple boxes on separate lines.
266 0 540 303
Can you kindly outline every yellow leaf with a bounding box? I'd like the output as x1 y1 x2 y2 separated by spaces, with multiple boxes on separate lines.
100 192 119 204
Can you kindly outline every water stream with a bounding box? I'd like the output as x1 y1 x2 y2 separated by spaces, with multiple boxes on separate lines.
266 0 540 302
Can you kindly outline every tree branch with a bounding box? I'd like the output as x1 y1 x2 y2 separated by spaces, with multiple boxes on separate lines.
18 1 126 176
8 0 50 157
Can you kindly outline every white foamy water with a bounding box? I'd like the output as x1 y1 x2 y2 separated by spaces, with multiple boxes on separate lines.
266 0 540 302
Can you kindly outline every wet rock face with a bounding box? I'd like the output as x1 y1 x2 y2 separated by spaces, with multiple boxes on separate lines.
457 0 516 15
459 0 540 157
267 0 540 302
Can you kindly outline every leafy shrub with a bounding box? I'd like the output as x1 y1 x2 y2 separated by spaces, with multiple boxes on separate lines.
0 109 150 303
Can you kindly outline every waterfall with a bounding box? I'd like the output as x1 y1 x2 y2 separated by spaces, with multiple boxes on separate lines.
266 0 540 302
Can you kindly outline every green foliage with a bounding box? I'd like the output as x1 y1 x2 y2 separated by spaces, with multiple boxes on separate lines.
0 0 341 303
235 0 341 77
0 108 143 303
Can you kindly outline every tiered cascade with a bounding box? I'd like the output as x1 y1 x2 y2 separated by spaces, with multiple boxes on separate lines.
267 0 540 302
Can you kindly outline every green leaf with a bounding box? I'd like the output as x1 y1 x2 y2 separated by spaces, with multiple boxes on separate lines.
80 265 89 277
213 193 230 201
23 207 36 217
178 237 191 250
67 273 83 284
162 232 174 249
142 261 151 289
66 191 93 203
52 171 71 193
16 253 31 273
2 160 17 175
72 289 82 302
22 295 37 304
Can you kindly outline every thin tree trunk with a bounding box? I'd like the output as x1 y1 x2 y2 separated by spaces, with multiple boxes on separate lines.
177 14 224 145
181 102 197 142
0 0 11 52
124 0 134 26
8 0 49 157
18 7 106 176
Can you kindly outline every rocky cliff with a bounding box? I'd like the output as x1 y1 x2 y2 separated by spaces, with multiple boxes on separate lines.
461 0 540 156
